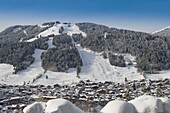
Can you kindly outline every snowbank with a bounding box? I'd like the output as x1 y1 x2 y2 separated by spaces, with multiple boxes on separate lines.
23 102 44 113
159 97 170 113
45 98 85 113
101 100 136 113
101 95 170 113
129 95 164 113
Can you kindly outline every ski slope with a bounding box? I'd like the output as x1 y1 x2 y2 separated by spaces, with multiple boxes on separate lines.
25 23 86 42
62 23 86 37
75 45 144 83
38 25 61 37
0 49 45 85
0 23 169 85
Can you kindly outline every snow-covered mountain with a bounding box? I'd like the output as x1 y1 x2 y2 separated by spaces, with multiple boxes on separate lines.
152 26 170 37
0 22 170 85
0 22 141 85
0 24 143 84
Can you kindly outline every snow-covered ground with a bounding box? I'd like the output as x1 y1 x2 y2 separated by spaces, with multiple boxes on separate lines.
146 70 170 80
38 25 61 37
32 35 143 85
26 23 86 42
0 23 170 85
0 49 45 85
75 45 144 83
62 23 86 37
38 23 86 37
0 64 14 84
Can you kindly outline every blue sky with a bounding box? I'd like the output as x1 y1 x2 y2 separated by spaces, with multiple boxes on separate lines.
0 0 169 32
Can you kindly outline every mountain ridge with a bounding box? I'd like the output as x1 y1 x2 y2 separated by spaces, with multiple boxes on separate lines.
152 26 170 37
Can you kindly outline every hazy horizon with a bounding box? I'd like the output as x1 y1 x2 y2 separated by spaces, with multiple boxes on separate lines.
0 0 169 33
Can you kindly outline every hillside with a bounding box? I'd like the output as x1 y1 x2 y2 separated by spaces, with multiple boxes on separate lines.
0 22 170 85
76 23 170 73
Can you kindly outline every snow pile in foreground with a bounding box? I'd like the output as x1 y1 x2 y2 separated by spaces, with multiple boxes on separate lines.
45 98 85 113
23 102 44 113
129 95 164 113
159 97 170 113
23 99 85 113
22 96 170 113
101 100 136 113
101 95 170 113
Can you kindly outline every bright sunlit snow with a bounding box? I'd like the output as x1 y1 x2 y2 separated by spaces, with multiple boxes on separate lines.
62 23 86 37
38 25 61 37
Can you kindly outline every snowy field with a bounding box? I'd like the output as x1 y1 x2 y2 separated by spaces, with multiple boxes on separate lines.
0 23 169 85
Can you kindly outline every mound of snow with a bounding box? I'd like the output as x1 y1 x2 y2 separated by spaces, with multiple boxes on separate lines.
159 97 170 113
129 95 163 113
101 100 136 113
23 102 44 113
45 98 85 113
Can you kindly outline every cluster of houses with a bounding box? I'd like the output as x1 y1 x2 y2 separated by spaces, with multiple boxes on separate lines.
0 78 170 113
